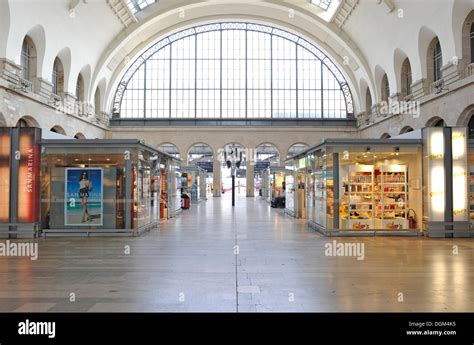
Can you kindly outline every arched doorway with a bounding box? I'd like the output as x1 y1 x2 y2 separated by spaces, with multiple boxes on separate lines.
287 143 309 159
221 143 247 196
187 143 214 198
158 143 180 159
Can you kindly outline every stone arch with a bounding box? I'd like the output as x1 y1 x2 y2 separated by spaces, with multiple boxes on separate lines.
77 64 91 103
452 2 474 68
74 132 86 139
286 143 309 159
399 126 414 135
380 133 391 139
418 26 441 81
461 10 474 68
16 115 40 128
23 25 46 79
50 125 66 135
93 78 107 113
158 143 181 159
187 143 214 166
374 65 389 103
393 48 413 98
55 47 72 94
456 104 474 127
359 78 373 113
425 116 446 127
101 4 368 114
256 143 281 166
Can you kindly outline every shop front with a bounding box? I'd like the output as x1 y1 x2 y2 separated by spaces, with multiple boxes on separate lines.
284 158 308 219
262 167 289 204
40 139 180 236
180 166 207 203
290 139 424 235
289 130 472 237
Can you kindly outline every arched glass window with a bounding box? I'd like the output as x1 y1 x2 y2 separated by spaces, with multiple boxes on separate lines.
52 57 64 96
470 23 474 64
75 73 84 102
381 74 390 102
433 39 443 82
401 58 412 98
126 0 156 14
21 36 36 81
114 22 353 120
94 87 101 114
365 88 372 113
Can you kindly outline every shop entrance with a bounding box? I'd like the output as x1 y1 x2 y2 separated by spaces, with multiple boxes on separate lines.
187 144 214 200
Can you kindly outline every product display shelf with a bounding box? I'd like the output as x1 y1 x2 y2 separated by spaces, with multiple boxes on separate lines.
374 165 408 230
341 165 374 230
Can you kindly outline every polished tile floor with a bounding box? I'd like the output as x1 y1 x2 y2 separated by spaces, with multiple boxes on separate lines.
0 195 473 312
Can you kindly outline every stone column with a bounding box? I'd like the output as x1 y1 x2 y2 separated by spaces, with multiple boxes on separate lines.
246 162 255 197
213 158 221 197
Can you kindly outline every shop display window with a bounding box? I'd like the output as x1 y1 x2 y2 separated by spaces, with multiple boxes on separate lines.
303 143 422 232
40 142 172 233
285 174 295 213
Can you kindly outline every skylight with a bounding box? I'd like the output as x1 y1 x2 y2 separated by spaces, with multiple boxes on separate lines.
126 0 156 14
311 0 332 11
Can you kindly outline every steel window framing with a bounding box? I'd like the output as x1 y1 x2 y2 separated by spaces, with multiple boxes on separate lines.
113 22 354 120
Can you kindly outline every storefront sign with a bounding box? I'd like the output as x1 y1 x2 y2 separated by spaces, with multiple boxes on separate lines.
17 128 41 223
65 168 103 226
0 128 11 223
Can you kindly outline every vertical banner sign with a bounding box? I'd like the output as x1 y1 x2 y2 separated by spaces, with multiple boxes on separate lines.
65 168 104 226
0 128 11 223
17 128 40 223
451 128 468 222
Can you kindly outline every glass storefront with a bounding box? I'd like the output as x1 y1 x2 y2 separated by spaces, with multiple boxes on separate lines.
40 139 180 235
181 166 206 203
289 139 424 234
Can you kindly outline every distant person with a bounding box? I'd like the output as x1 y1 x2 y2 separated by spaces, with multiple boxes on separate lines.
79 171 93 222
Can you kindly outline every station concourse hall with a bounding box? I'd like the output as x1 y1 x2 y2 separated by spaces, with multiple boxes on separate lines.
0 0 473 314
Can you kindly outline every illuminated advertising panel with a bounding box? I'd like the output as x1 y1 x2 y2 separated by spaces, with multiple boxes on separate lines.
65 168 104 226
17 128 41 223
0 128 11 223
